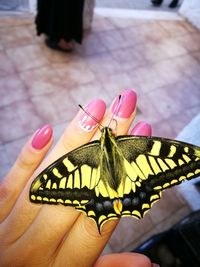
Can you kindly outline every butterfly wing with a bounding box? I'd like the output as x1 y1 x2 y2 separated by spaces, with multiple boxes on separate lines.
30 140 101 207
116 135 200 219
30 132 200 231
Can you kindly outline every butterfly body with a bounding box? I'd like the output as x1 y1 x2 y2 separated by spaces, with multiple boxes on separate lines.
30 127 200 231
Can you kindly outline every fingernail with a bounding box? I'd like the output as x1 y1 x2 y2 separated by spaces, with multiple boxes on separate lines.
111 89 137 118
79 99 106 132
32 124 53 150
152 263 160 267
131 121 152 136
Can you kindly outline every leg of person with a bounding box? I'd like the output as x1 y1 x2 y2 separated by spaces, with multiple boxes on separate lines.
169 0 179 8
61 0 84 44
45 0 84 52
151 0 164 7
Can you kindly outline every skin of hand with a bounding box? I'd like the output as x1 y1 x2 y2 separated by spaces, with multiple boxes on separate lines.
0 89 155 267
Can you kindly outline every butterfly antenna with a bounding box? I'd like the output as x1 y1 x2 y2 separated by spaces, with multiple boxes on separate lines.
78 104 104 131
107 95 122 130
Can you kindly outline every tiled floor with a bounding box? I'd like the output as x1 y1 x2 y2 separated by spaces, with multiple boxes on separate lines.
0 10 200 253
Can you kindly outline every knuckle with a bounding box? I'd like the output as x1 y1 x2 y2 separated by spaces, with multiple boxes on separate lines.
16 150 34 171
0 179 11 203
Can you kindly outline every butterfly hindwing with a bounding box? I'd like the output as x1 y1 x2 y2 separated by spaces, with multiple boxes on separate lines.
30 140 101 207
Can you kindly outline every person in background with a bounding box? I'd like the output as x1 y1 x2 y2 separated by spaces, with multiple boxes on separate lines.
36 0 85 52
151 0 179 8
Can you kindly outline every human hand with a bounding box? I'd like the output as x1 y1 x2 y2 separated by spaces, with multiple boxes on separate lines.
0 89 154 267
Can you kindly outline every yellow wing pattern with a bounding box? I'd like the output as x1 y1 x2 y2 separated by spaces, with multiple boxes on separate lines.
30 128 200 231
30 140 101 207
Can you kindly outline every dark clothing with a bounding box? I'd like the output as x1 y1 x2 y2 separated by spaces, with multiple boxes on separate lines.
36 0 84 44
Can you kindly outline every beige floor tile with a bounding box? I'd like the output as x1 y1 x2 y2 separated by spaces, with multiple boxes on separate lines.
0 100 43 142
192 51 200 63
147 79 200 120
170 105 200 137
97 29 129 51
85 52 121 80
0 74 28 107
159 38 188 58
0 51 16 77
159 21 194 37
32 90 77 125
137 21 170 43
136 93 163 125
0 144 11 178
120 27 147 48
191 74 200 88
176 33 200 53
86 56 121 83
39 42 74 64
153 58 184 85
134 42 170 65
6 44 49 72
69 81 111 107
0 42 3 51
152 119 177 139
111 47 147 71
3 136 27 166
0 25 34 49
53 57 96 87
0 15 33 28
92 16 116 32
101 72 135 100
174 54 200 77
20 65 67 96
108 17 143 29
179 20 200 34
128 65 167 93
76 32 108 57
149 188 186 225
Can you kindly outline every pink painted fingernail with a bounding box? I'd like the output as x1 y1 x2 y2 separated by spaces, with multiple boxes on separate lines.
152 263 160 267
111 89 137 118
79 99 106 132
32 124 53 150
131 121 152 136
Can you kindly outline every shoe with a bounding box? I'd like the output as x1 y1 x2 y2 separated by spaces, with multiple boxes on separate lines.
151 0 163 6
169 0 179 8
45 38 73 53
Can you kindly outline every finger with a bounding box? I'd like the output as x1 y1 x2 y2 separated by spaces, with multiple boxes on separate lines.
131 121 152 136
42 99 106 167
0 125 53 223
94 253 152 267
93 89 137 139
2 99 106 245
56 89 138 267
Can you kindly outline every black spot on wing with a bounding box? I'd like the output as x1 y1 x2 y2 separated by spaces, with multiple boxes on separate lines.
30 186 95 204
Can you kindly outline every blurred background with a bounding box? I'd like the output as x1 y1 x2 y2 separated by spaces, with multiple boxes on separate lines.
0 1 200 266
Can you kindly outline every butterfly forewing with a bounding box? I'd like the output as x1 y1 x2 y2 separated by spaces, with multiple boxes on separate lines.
30 140 101 206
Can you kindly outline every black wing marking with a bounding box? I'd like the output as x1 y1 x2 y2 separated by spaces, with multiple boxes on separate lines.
115 135 200 218
29 140 101 206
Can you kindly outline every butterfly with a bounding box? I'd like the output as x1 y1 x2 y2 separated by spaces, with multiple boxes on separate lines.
29 125 200 232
